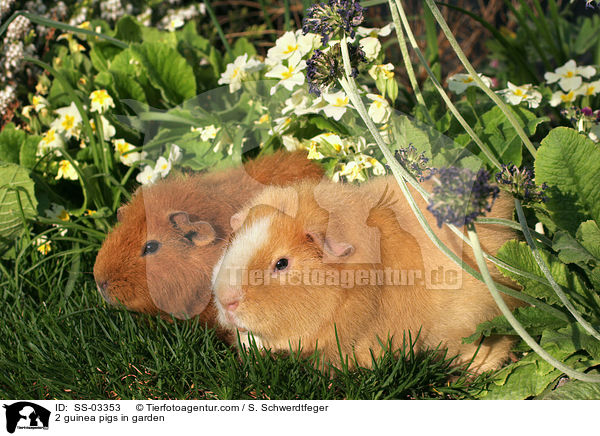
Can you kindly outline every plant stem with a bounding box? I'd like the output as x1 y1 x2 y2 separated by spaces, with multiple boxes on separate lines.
386 0 427 109
424 0 537 160
514 199 600 342
390 0 502 169
204 0 233 58
467 227 600 383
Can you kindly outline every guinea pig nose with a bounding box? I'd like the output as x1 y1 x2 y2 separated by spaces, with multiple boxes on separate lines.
226 301 239 312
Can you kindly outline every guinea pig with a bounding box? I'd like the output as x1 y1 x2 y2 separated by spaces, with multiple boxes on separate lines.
93 150 324 334
212 176 522 372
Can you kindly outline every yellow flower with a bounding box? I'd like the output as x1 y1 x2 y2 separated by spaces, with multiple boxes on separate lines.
56 160 78 180
85 209 97 216
256 114 270 125
90 89 115 113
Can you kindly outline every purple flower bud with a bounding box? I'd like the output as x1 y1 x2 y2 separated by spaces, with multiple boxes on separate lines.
495 163 547 203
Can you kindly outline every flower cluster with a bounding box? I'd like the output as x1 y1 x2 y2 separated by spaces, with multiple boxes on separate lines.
496 164 547 204
302 0 365 45
544 60 598 107
393 145 434 182
560 106 600 142
305 43 365 95
136 144 183 185
497 82 542 109
427 167 499 228
217 54 264 92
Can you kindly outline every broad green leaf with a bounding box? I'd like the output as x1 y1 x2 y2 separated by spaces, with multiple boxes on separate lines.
577 220 600 260
19 135 41 169
496 240 592 314
464 306 567 343
0 123 26 164
115 16 142 43
457 105 546 167
0 163 38 255
553 231 595 265
541 323 600 361
535 127 600 234
540 380 600 400
131 42 197 105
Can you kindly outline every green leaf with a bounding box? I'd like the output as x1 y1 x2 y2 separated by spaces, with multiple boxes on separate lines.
541 323 600 361
0 163 38 255
0 123 26 164
229 38 257 61
577 220 600 260
458 105 546 167
539 380 600 400
553 231 595 265
464 306 567 343
535 127 600 234
496 240 589 310
131 42 197 105
19 135 41 169
115 15 142 43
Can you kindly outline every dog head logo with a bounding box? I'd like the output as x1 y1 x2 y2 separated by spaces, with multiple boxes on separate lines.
3 402 50 433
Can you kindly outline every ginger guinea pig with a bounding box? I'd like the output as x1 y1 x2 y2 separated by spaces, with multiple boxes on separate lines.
93 151 324 331
212 176 521 372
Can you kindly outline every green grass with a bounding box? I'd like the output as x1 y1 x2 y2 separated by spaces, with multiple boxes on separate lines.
0 246 494 400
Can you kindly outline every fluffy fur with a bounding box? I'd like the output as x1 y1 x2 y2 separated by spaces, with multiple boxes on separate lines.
93 151 324 337
212 177 523 372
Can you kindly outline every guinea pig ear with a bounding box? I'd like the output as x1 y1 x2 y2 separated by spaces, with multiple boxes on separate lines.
306 231 354 258
230 208 249 232
169 211 216 246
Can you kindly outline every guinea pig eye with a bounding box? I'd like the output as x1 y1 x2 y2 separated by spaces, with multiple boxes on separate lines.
142 240 161 256
274 258 289 271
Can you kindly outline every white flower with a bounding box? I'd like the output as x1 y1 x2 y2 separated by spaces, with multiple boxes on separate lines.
89 89 115 113
311 132 348 153
198 125 219 141
576 80 600 97
166 16 185 32
31 95 48 111
544 60 596 92
218 54 264 92
45 203 70 221
38 128 64 155
268 116 293 135
550 90 577 107
51 102 82 139
322 91 351 121
368 63 394 81
498 82 542 109
265 58 306 95
333 160 365 183
265 30 316 66
448 73 493 94
154 156 172 178
168 144 183 163
356 24 394 38
136 165 158 185
306 141 325 160
282 89 322 116
34 235 51 255
114 139 147 166
90 116 116 141
367 94 391 124
281 135 302 151
55 159 78 180
359 37 381 61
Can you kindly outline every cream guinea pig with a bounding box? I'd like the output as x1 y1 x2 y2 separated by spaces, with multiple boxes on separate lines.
211 176 522 372
93 151 324 336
